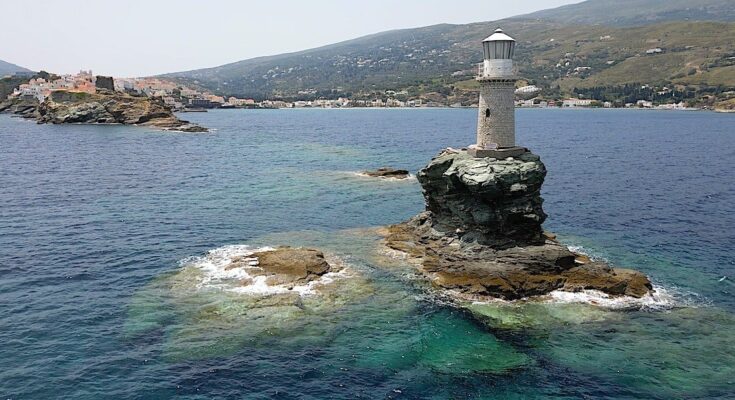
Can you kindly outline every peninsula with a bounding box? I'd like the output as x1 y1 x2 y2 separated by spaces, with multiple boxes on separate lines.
0 73 207 132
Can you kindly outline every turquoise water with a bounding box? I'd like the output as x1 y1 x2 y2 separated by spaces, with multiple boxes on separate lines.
1 109 734 399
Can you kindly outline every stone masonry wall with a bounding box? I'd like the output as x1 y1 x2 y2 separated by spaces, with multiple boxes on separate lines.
477 79 516 148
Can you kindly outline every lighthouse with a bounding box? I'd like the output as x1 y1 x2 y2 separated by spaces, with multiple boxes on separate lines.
469 28 526 158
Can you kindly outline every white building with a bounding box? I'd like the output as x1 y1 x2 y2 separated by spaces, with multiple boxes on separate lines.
562 98 593 107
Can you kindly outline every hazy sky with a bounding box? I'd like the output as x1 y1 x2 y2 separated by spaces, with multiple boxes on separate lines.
2 0 580 77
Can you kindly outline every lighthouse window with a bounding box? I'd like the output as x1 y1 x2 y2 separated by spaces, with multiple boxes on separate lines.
485 108 490 118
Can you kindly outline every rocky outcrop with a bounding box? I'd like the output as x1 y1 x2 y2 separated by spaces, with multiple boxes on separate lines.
1 90 207 132
419 149 546 248
382 149 653 301
0 97 40 118
226 247 338 289
361 167 410 179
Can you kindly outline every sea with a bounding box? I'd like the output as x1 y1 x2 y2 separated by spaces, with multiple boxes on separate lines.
1 108 733 399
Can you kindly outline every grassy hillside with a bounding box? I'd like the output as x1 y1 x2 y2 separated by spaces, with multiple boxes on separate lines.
163 22 499 99
518 0 735 27
165 19 735 104
528 22 735 90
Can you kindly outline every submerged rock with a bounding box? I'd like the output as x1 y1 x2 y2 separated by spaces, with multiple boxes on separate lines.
125 243 375 360
361 167 410 179
382 149 653 301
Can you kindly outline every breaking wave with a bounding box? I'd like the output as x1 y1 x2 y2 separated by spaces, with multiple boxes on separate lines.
178 244 351 296
544 286 678 311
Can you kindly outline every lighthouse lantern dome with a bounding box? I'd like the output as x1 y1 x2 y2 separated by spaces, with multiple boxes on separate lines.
482 28 516 60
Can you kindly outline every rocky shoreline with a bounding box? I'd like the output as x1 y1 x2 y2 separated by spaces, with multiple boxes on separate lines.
0 90 207 132
381 148 652 301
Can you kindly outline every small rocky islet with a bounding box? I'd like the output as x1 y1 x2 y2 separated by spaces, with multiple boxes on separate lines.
381 148 653 301
225 247 336 288
159 147 652 312
150 148 653 317
0 89 207 132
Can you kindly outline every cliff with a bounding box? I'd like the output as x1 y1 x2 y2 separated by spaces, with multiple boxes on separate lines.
0 90 207 132
383 149 652 301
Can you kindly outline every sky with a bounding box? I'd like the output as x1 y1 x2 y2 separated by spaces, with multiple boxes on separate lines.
2 0 581 77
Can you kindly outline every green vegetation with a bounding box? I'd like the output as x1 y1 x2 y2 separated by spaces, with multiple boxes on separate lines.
0 71 56 100
155 1 734 105
0 76 29 100
165 18 735 106
520 0 735 27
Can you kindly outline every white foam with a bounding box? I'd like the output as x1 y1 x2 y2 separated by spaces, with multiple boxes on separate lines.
351 171 416 182
180 244 349 297
463 285 682 311
544 286 677 311
566 244 610 263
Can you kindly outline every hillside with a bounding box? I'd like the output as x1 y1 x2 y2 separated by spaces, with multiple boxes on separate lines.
0 59 32 76
165 21 735 102
518 0 735 27
163 0 735 104
162 22 498 99
542 22 735 88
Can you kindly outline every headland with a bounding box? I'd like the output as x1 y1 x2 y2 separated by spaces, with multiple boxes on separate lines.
0 89 207 132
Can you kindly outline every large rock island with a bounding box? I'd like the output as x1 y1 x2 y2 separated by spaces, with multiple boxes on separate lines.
0 89 207 132
383 149 652 301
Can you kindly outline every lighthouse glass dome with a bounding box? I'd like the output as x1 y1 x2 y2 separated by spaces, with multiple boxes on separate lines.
483 28 516 60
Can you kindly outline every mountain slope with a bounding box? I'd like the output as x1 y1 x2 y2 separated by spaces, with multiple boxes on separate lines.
163 22 494 98
0 60 32 76
518 0 735 27
164 19 735 101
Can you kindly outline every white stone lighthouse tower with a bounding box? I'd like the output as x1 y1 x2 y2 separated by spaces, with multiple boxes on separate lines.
469 28 526 158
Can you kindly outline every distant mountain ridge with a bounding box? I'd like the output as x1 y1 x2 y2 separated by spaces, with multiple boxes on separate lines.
0 60 32 76
162 0 735 102
518 0 735 27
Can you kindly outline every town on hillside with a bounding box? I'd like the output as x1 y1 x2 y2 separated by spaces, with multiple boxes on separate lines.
4 69 698 111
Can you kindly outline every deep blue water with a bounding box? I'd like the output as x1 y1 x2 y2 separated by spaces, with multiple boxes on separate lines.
1 109 734 399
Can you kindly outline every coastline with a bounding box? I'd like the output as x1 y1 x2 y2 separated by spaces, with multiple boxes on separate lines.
178 106 720 112
0 90 209 132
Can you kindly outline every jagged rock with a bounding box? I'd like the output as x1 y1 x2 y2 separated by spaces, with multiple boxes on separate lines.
362 167 410 179
382 149 653 301
0 97 41 118
2 90 207 132
418 150 546 248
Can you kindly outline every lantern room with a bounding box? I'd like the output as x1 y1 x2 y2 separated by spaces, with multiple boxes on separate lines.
479 28 516 79
483 28 516 59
